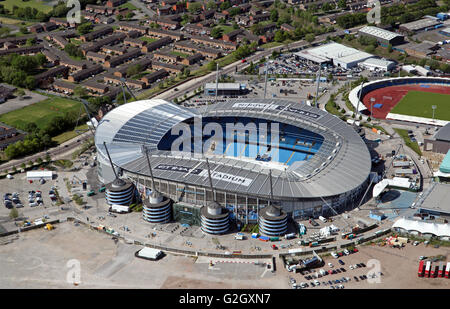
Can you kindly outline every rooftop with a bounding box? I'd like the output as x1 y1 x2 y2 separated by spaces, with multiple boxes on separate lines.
419 182 450 214
359 26 403 41
434 122 450 142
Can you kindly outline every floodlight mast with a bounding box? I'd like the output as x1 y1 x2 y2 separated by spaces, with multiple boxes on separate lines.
81 99 95 136
215 62 219 104
353 81 364 125
264 61 268 99
142 145 156 191
268 169 274 206
205 157 216 202
103 142 118 179
314 65 321 107
119 77 137 104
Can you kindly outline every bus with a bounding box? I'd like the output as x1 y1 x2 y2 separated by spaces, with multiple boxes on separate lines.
445 262 450 278
438 262 445 278
425 261 432 277
418 261 425 277
431 265 439 278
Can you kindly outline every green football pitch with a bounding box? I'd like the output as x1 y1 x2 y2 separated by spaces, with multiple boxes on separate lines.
390 91 450 121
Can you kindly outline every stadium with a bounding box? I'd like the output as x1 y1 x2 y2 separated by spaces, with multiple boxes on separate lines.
349 77 450 125
94 98 371 227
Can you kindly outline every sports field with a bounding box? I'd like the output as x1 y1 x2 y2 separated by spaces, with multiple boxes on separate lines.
1 0 54 13
0 96 82 131
390 91 450 121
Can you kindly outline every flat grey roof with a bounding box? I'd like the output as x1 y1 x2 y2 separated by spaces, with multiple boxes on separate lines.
204 83 242 90
420 183 450 214
359 26 403 41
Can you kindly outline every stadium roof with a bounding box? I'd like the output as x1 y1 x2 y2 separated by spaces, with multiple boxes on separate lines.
95 99 371 200
359 26 403 41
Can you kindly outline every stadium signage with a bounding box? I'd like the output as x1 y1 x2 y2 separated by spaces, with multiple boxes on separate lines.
155 164 203 175
232 103 321 119
199 170 253 187
154 164 253 186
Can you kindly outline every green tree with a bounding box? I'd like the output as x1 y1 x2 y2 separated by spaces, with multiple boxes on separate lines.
74 85 87 98
211 27 223 39
207 60 218 71
188 2 202 13
207 0 217 9
270 9 279 22
77 22 93 35
305 33 315 43
274 30 286 42
220 1 231 10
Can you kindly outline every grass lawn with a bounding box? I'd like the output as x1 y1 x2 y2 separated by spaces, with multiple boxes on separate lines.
0 16 31 25
260 41 283 49
70 38 83 46
0 96 82 131
140 36 157 43
214 25 235 35
119 2 138 10
52 124 88 144
390 91 450 121
0 0 54 13
394 128 422 156
170 51 189 58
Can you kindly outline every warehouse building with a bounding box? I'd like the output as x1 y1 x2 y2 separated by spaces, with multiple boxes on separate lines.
399 18 442 34
416 182 450 217
358 26 405 46
204 83 247 96
358 58 396 71
294 42 374 69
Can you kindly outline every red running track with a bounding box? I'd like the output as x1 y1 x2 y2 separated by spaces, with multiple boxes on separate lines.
362 85 450 119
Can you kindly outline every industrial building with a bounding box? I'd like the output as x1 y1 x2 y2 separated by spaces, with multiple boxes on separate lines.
204 83 247 96
95 98 371 230
358 58 396 71
399 18 442 34
358 26 405 46
416 182 450 217
294 42 374 69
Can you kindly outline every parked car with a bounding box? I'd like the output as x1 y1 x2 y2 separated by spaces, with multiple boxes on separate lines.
338 259 345 265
